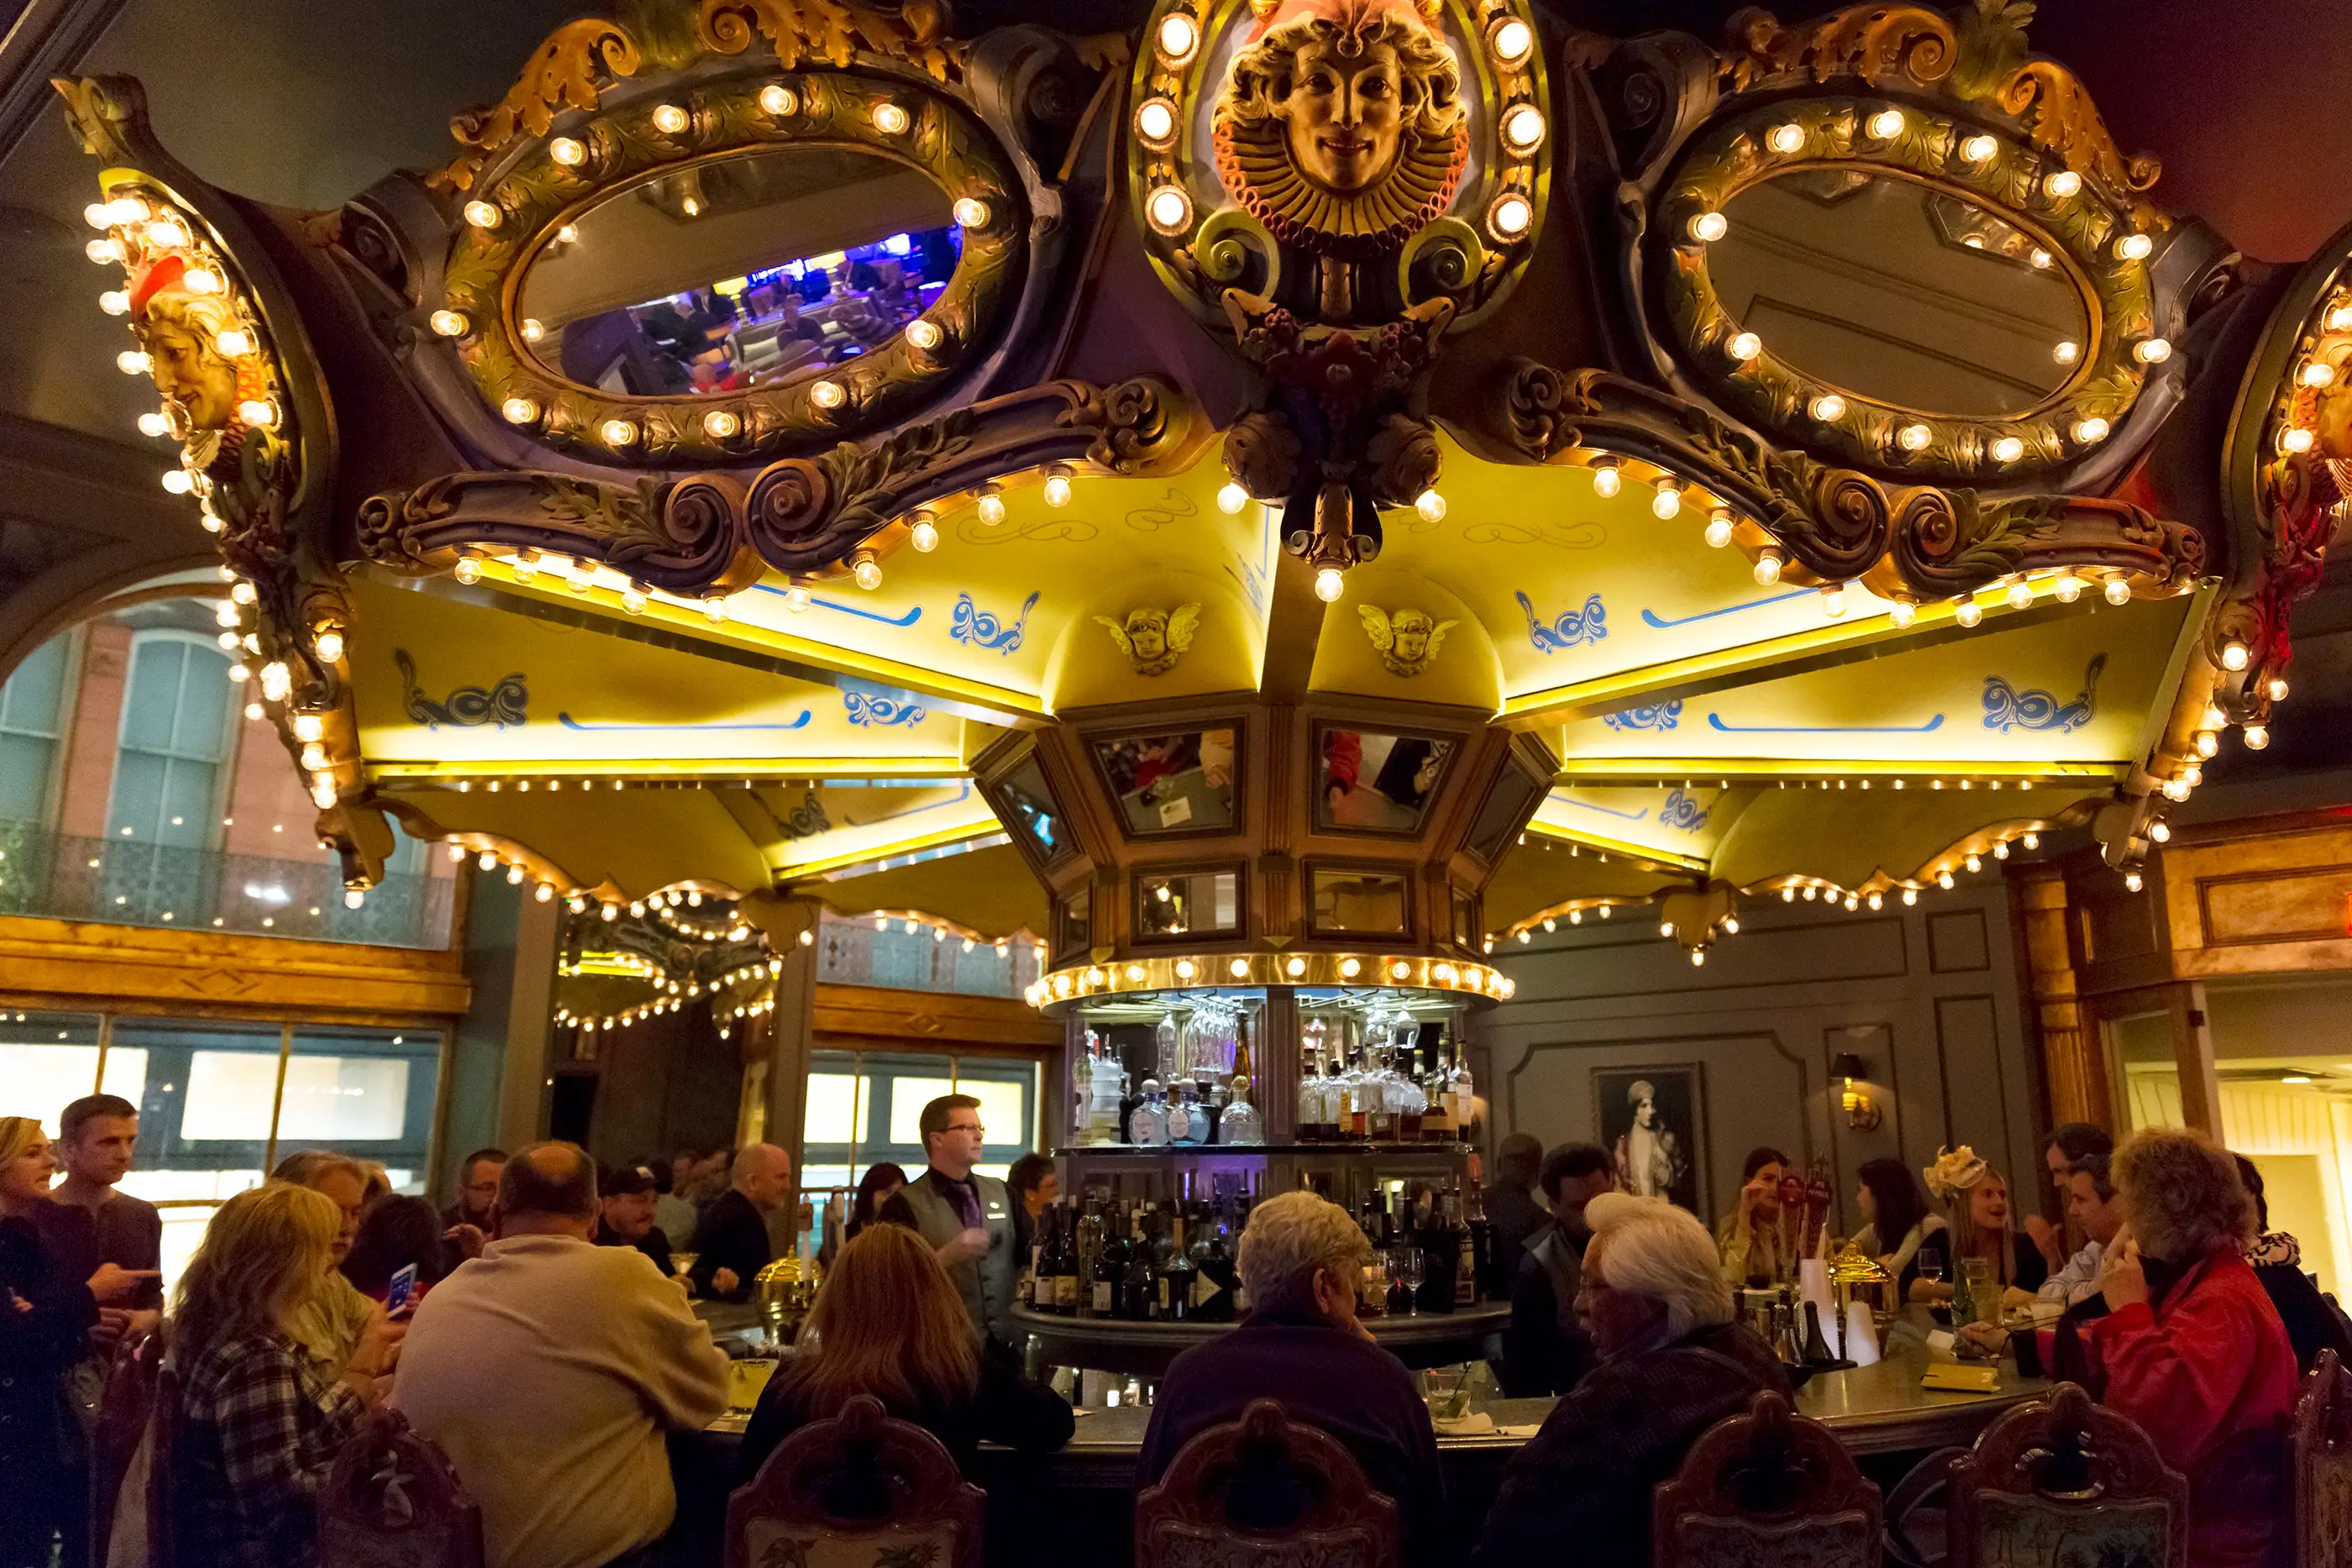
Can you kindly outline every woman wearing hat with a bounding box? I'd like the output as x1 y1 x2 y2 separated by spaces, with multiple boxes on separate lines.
1908 1146 2048 1308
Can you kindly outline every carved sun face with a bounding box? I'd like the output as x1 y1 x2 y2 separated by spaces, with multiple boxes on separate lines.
142 307 239 431
1281 37 1405 195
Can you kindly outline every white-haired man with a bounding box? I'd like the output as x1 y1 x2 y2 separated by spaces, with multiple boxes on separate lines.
1470 1194 1790 1568
1137 1190 1444 1568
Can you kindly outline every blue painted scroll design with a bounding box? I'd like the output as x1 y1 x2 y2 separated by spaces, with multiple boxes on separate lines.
557 712 811 732
1519 591 1607 653
1602 700 1683 732
1546 790 1648 823
1660 789 1711 833
950 591 1040 654
1707 712 1946 733
750 585 923 627
1640 587 1813 629
843 680 927 727
396 649 526 729
1983 653 2105 734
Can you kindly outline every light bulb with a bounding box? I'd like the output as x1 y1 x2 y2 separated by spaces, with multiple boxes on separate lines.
313 629 345 663
292 713 323 742
1704 509 1735 548
1966 853 1982 873
621 587 647 615
600 417 638 447
652 103 690 134
463 199 501 229
1156 10 1199 60
1489 16 1534 62
1820 583 1847 618
952 196 989 228
1314 566 1346 603
1992 435 2026 462
1690 950 1706 967
2270 677 2290 701
2074 417 2111 444
2135 338 2172 364
1135 98 1177 144
429 309 468 338
1938 871 1956 889
213 328 252 358
549 136 586 166
759 84 798 117
1867 108 1905 139
975 484 1005 525
1959 133 1998 164
905 317 942 352
810 380 846 410
1889 600 1917 628
1688 211 1728 243
783 586 811 612
1768 123 1804 155
1650 478 1683 519
1590 459 1621 498
1487 192 1532 240
2104 577 2132 606
1147 186 1192 234
910 513 940 551
2044 170 2082 198
2303 363 2339 388
2221 640 2250 671
2184 763 2204 785
186 268 223 296
852 555 882 591
1898 423 1932 453
116 350 150 375
704 596 729 624
703 409 740 439
137 411 169 438
2052 340 2082 367
1752 551 1782 586
1217 481 1248 515
160 469 192 495
98 290 129 315
2150 821 2172 843
2006 579 2035 610
144 217 187 249
2244 723 2271 749
2116 232 2154 261
2283 427 2315 454
1956 599 1983 628
564 561 592 594
1501 103 1546 152
1415 488 1446 523
237 398 275 427
1043 465 1074 507
501 396 539 425
1729 331 1761 361
2124 872 2143 893
2330 305 2352 333
1809 393 1846 422
2194 730 2218 758
300 742 328 771
312 778 338 808
87 237 123 263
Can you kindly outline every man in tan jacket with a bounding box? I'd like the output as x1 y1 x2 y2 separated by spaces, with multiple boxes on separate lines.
391 1141 729 1568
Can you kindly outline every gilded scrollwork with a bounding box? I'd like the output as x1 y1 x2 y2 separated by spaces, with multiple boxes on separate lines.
431 18 643 191
697 0 966 84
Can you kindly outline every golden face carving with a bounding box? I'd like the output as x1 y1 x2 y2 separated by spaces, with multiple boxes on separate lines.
1284 36 1405 195
1359 604 1456 676
140 297 240 431
1095 604 1202 677
1215 1 1467 256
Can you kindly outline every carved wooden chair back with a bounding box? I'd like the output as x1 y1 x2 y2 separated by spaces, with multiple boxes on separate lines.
2293 1348 2352 1568
317 1405 485 1568
1650 1388 1882 1568
89 1324 162 1566
727 1393 986 1568
1134 1397 1400 1568
1946 1382 2188 1568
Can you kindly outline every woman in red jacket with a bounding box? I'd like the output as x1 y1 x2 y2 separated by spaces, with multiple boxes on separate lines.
2082 1128 2296 1568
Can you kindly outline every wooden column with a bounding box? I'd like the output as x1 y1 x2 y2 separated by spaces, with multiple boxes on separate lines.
1258 986 1299 1141
764 910 821 1167
2166 980 2225 1137
2013 863 2112 1130
493 884 561 1152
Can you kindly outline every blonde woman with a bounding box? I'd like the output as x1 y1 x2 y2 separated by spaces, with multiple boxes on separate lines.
1909 1146 2049 1308
738 1220 1070 1481
172 1183 401 1568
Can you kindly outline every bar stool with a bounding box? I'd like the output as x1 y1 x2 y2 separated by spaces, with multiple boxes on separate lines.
1945 1383 2187 1568
1135 1398 1399 1568
2292 1348 2352 1568
318 1405 484 1568
1651 1388 1883 1568
727 1394 984 1568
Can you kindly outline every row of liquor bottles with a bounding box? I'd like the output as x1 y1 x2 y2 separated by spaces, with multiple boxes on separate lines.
1021 1177 1497 1324
1295 1020 1475 1144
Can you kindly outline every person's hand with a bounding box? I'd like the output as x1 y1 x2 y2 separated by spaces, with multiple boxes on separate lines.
90 1307 134 1350
1739 1175 1776 1222
349 1303 407 1379
87 1264 160 1303
4 1290 27 1314
1956 1322 2009 1360
2099 1237 2148 1313
1999 1286 2040 1312
444 1223 486 1261
939 1227 990 1266
124 1309 160 1338
2023 1213 2060 1265
712 1266 740 1298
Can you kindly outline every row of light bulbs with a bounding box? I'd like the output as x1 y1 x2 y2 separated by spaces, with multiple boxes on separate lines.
870 911 1013 957
2273 296 2351 461
1026 952 1517 1008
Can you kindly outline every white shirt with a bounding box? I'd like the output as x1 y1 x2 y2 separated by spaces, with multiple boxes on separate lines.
2040 1236 2106 1307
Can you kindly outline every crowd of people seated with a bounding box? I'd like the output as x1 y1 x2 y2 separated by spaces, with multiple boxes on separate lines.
6 1085 2349 1568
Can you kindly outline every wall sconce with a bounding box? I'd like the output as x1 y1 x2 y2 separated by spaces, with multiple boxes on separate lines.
1832 1053 1882 1131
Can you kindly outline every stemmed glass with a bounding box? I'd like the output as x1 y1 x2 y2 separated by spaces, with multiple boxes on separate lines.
1402 1248 1426 1315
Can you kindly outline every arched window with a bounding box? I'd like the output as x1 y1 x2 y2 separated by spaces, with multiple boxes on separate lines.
0 632 74 825
106 630 234 850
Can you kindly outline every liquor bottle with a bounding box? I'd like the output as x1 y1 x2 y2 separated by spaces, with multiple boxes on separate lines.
1028 1204 1056 1313
1120 1211 1155 1320
1155 1010 1180 1084
1217 1076 1263 1145
1053 1204 1080 1314
1161 1210 1197 1322
1451 1180 1478 1308
1130 1080 1171 1145
1087 1203 1118 1318
1463 1180 1493 1303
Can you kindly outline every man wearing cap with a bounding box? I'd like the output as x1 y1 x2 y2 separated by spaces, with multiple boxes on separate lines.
596 1163 676 1278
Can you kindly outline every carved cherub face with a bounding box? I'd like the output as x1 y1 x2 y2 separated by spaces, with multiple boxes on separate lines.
1282 35 1405 195
1389 607 1437 666
142 304 239 431
1126 608 1169 665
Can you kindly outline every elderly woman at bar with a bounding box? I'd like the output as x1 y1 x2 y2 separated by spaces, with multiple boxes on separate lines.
2082 1129 2296 1568
1138 1190 1444 1568
1471 1194 1790 1568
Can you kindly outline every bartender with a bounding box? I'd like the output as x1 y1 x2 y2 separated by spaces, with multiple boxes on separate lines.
880 1094 1018 1346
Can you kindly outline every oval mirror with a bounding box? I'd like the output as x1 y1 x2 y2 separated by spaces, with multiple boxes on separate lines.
516 146 961 398
1706 170 2092 419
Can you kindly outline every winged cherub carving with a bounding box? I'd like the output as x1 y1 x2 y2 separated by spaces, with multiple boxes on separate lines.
1360 606 1457 676
1096 604 1202 676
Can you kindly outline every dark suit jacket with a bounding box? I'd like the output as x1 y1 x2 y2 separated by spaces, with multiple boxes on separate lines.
1501 1221 1595 1396
1482 1178 1548 1298
687 1188 771 1302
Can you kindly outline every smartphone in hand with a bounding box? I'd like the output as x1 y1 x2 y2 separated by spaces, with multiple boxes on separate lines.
386 1262 418 1319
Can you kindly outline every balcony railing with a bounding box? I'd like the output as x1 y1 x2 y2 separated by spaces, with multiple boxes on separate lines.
0 819 454 950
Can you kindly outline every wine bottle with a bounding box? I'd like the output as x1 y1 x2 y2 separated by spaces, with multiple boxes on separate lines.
1120 1210 1155 1320
1053 1204 1080 1314
1161 1209 1197 1322
1029 1204 1057 1313
1451 1180 1477 1309
1089 1204 1121 1318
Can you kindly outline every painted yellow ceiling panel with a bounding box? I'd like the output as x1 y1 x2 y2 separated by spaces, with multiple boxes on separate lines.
348 576 967 775
1308 565 1501 711
1530 784 1748 868
1481 832 1693 932
733 780 1004 878
386 784 774 898
1710 786 2108 890
1549 594 2190 765
798 842 1047 941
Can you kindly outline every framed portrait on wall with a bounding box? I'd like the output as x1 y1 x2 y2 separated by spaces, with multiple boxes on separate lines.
1593 1065 1709 1218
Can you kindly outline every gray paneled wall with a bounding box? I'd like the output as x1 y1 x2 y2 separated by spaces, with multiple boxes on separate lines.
1471 882 2046 1237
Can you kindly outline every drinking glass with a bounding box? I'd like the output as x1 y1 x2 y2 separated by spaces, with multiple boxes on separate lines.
1403 1249 1426 1314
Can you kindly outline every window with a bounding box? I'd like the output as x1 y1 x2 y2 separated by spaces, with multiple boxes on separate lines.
108 631 234 848
0 632 71 824
801 1047 1042 1230
10 1012 446 1291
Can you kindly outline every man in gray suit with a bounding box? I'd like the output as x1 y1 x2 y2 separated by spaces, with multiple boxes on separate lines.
880 1093 1019 1346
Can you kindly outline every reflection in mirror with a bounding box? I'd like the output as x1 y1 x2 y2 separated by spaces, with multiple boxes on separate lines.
1137 870 1240 940
1310 868 1410 935
1451 887 1478 947
995 757 1066 864
1091 728 1237 836
517 148 960 397
1707 170 2091 417
1053 893 1089 962
1466 768 1540 863
1317 728 1454 835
